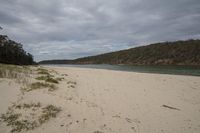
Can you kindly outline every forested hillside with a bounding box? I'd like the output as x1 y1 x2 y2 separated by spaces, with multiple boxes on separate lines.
39 39 200 66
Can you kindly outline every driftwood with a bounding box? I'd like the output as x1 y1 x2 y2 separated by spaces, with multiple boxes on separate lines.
162 104 180 111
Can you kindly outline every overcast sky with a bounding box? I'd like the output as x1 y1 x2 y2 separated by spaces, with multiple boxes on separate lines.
0 0 200 61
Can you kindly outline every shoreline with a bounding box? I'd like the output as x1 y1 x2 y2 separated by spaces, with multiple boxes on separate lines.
45 64 200 77
1 65 200 133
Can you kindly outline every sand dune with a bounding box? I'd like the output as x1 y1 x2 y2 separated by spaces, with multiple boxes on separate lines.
0 66 200 133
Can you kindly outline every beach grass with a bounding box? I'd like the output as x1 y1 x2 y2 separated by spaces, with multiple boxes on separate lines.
0 64 31 79
38 105 61 124
36 68 63 84
15 103 41 109
37 68 50 75
0 64 32 85
55 77 64 81
22 82 57 92
0 103 61 133
36 75 59 84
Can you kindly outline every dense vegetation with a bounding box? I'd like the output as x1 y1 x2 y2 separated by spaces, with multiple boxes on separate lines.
39 39 200 66
0 35 35 65
39 59 73 64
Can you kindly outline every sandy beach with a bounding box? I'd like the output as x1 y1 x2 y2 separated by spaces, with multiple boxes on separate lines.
0 66 200 133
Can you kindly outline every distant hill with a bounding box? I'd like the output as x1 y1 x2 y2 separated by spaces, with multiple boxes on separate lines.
39 39 200 66
0 35 35 65
39 59 73 64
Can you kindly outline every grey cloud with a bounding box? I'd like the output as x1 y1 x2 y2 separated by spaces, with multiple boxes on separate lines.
0 0 200 61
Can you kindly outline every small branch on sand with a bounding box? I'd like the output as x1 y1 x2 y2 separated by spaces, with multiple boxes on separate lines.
162 104 180 111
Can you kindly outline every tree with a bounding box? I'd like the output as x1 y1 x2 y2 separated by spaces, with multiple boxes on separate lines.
0 35 35 65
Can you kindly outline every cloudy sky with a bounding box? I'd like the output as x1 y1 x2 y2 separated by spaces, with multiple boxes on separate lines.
0 0 200 61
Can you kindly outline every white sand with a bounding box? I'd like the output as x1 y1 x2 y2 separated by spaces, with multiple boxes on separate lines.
0 66 200 133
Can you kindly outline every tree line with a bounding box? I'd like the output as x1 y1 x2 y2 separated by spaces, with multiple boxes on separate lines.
0 34 35 65
40 39 200 66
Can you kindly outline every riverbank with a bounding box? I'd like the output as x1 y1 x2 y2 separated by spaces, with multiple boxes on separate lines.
0 65 200 133
42 64 200 77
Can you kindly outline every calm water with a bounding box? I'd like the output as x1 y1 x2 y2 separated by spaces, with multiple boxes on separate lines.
44 64 200 76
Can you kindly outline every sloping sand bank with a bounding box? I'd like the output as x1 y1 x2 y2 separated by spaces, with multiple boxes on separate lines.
1 66 200 133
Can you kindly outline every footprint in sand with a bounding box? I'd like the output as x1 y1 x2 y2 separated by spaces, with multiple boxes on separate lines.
93 131 104 133
125 118 141 133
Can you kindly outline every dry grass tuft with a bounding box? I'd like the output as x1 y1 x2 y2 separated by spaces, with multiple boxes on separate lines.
36 68 63 84
38 105 61 124
0 103 61 133
36 75 59 84
37 68 50 75
0 64 31 84
22 82 57 92
15 103 41 109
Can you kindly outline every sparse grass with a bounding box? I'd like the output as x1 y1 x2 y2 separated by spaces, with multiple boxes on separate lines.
0 104 38 133
36 75 59 84
0 112 35 133
35 76 48 80
56 77 64 81
0 64 31 79
0 103 61 133
36 68 62 84
36 74 54 80
22 82 57 92
45 77 59 84
37 68 48 72
49 69 59 75
0 64 31 85
15 103 41 109
37 68 50 75
35 74 64 84
38 71 49 75
1 113 21 125
38 105 61 124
